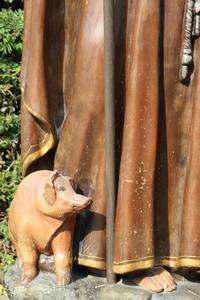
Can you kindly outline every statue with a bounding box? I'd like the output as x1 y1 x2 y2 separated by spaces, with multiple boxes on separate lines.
17 0 200 293
8 170 92 286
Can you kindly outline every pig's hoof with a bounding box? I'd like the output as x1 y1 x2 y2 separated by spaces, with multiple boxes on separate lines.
20 272 36 285
56 271 71 287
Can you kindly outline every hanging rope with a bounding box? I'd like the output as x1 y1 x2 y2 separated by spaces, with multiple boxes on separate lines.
179 0 200 83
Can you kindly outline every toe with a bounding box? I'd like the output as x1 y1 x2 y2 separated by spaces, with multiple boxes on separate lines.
165 284 177 292
160 274 174 290
163 270 175 284
150 278 164 293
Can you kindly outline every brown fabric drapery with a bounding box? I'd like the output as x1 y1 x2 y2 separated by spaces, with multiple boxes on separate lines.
21 0 200 274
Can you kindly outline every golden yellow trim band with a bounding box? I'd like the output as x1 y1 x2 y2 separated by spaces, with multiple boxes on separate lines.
75 256 154 273
23 100 52 127
77 257 106 270
160 257 200 268
113 258 154 274
75 255 200 273
22 100 56 176
161 255 200 260
22 130 50 163
22 133 55 176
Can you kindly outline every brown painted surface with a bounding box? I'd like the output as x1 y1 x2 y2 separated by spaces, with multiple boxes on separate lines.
20 0 200 273
8 170 91 285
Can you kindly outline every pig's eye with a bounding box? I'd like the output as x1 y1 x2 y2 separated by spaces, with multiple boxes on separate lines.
58 186 66 192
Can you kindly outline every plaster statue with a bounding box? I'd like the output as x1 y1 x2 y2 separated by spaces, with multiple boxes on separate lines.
18 0 200 293
8 170 92 286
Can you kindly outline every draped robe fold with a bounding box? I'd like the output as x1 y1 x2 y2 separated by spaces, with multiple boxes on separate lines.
21 0 200 273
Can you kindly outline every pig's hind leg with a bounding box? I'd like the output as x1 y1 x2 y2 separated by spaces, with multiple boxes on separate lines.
16 247 23 269
18 241 39 284
52 216 76 286
9 231 23 268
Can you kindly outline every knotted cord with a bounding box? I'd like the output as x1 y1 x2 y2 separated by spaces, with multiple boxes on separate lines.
179 0 200 83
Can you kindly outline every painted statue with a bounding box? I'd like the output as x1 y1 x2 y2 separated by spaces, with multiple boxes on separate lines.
8 170 92 286
17 0 200 292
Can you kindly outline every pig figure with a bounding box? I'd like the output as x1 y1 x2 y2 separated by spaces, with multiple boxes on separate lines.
8 170 92 286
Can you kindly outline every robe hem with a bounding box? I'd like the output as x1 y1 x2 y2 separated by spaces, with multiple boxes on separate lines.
160 256 200 268
75 255 200 273
76 256 106 270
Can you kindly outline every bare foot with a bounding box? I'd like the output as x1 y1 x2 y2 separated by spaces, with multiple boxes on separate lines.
133 267 176 293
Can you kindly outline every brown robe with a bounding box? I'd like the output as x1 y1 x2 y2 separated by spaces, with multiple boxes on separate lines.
21 0 200 274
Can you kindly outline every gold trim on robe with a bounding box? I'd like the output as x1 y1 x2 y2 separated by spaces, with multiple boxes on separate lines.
21 100 55 176
75 255 200 273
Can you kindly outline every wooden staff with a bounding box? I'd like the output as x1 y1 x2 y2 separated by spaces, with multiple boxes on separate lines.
103 0 116 284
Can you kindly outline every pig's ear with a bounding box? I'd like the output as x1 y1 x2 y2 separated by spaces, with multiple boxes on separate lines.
50 170 58 182
44 181 56 205
43 171 58 205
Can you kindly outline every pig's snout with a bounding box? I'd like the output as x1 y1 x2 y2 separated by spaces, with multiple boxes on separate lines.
72 197 92 211
84 197 92 208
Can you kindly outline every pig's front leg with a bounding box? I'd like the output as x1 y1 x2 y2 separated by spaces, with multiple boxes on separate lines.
51 216 76 286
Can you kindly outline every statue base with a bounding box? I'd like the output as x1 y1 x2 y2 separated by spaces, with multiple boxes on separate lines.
4 264 200 300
